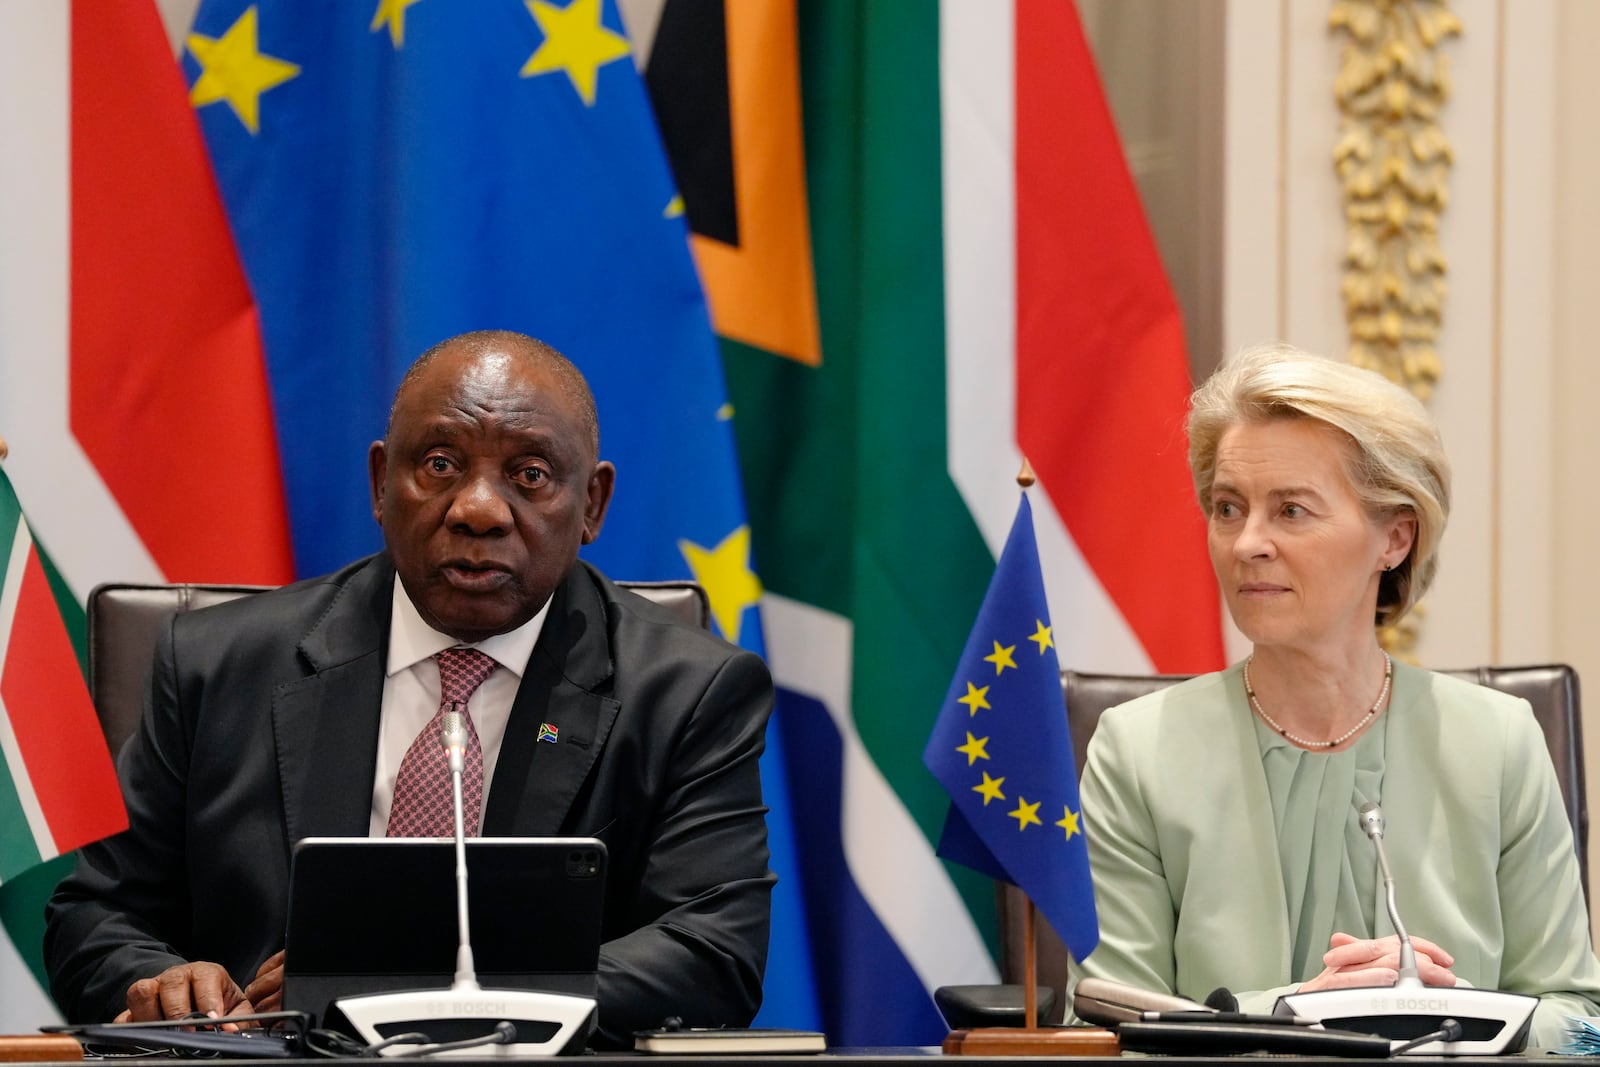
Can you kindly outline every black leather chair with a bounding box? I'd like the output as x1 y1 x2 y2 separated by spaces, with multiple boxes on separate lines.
86 579 710 762
993 664 1589 1020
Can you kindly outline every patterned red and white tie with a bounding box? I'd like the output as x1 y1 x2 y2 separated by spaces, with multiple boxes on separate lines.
386 648 496 837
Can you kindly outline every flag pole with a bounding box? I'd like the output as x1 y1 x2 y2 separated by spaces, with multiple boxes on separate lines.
1023 897 1039 1029
1018 459 1040 1032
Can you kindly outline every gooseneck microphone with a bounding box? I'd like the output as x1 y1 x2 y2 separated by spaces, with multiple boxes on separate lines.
440 712 477 989
1357 803 1420 987
326 708 599 1056
1272 802 1538 1055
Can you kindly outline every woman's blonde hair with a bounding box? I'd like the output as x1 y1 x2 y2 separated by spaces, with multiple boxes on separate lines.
1187 344 1451 626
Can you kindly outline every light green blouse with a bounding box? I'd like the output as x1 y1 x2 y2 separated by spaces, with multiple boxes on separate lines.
1255 716 1382 982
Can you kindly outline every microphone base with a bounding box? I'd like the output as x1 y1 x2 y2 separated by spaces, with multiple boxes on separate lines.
328 986 597 1056
1275 985 1537 1056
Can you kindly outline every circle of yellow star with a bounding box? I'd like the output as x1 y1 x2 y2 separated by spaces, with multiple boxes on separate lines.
186 6 301 135
679 526 762 644
1009 797 1042 830
521 0 633 106
1056 805 1082 840
955 732 990 766
1028 619 1054 654
972 772 1006 806
984 640 1018 675
957 681 991 716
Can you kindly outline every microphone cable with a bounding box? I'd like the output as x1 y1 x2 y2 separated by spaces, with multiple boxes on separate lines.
386 1020 518 1057
1390 1017 1464 1056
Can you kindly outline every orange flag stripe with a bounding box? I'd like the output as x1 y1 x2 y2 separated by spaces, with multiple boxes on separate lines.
689 0 821 366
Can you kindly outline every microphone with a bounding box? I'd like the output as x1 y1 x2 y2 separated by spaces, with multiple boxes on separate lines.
441 711 467 775
1272 802 1537 1056
326 705 599 1056
1356 802 1420 987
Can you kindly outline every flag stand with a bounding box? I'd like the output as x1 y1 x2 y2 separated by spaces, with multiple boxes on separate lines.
940 897 1120 1056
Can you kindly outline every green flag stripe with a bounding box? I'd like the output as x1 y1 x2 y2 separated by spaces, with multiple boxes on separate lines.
0 852 76 991
726 2 1000 946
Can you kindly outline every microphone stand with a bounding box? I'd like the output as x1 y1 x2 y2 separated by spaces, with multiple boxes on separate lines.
1363 804 1419 988
447 714 479 992
328 712 599 1057
1273 802 1536 1056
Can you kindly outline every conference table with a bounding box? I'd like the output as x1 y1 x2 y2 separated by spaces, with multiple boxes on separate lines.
0 1055 1583 1064
4 1017 1582 1063
0 1046 1584 1064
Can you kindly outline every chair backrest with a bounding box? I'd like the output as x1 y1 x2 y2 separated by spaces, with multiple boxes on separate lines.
86 578 710 763
999 664 1589 1008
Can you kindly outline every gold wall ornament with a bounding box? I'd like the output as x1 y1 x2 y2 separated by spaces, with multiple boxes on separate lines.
1331 0 1457 660
1330 0 1460 401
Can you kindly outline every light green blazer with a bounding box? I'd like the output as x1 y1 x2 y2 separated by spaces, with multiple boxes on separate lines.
1071 661 1600 1046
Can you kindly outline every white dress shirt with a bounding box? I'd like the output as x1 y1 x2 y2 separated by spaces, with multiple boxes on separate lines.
368 578 549 836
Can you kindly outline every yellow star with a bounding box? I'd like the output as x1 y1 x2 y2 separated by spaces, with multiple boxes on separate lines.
955 732 990 766
972 772 1006 806
1056 805 1081 840
1028 619 1054 654
521 0 633 106
186 6 301 135
984 641 1018 675
370 0 423 49
1009 797 1042 830
679 525 762 645
957 681 990 716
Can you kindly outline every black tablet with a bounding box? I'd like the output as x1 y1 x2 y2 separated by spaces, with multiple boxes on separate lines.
282 837 606 1022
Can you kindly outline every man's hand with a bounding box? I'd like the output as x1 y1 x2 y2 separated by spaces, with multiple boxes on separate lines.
1298 931 1457 993
115 962 253 1023
244 951 285 1014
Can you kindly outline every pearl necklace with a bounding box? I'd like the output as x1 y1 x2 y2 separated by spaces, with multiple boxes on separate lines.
1244 652 1393 750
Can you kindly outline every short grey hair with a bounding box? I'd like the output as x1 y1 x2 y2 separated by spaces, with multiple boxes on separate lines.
1187 343 1451 627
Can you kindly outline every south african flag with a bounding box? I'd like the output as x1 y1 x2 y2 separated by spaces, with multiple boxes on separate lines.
0 468 124 883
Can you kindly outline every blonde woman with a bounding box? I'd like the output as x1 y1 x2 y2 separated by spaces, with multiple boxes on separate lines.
1073 345 1600 1047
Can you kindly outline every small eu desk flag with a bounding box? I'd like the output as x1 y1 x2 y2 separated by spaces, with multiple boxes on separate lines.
923 494 1098 962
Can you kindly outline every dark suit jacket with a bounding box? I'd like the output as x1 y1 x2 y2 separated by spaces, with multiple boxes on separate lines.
45 554 774 1047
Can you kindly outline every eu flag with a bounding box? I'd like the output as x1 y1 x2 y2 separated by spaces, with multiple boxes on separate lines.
923 494 1098 961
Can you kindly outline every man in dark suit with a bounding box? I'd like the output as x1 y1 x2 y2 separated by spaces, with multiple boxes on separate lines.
44 330 775 1048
